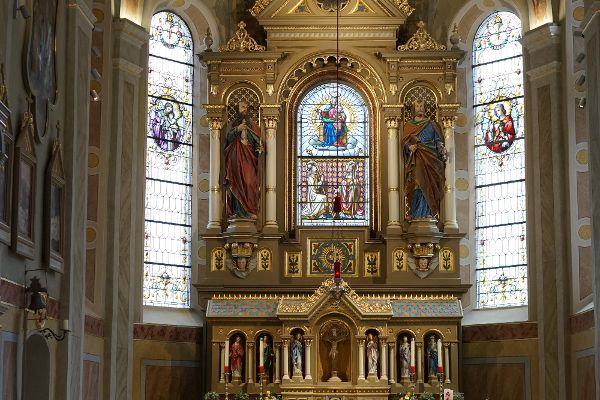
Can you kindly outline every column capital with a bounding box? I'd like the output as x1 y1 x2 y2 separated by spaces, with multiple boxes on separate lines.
247 342 255 349
520 23 560 53
304 338 312 346
443 342 451 349
385 117 400 129
441 116 457 129
416 342 423 349
282 338 289 345
262 115 279 130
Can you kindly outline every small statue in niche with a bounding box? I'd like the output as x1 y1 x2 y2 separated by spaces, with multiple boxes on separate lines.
230 335 245 381
322 324 349 381
366 332 379 376
402 99 447 219
291 332 303 376
399 336 411 378
263 336 275 381
426 335 439 379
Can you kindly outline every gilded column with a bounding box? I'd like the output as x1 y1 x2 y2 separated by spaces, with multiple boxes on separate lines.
262 110 279 230
358 339 366 381
274 343 281 384
381 338 388 381
304 339 312 380
247 342 255 384
282 339 290 380
388 342 396 384
441 115 458 232
386 115 401 231
206 112 224 231
416 342 423 383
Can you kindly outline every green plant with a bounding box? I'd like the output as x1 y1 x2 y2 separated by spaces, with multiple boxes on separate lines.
204 392 220 400
419 392 435 400
234 391 249 400
391 391 416 400
453 393 465 400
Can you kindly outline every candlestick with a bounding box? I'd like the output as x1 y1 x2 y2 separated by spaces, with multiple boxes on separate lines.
61 319 70 331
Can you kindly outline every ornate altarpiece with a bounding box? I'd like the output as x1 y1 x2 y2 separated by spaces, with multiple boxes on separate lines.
199 0 465 397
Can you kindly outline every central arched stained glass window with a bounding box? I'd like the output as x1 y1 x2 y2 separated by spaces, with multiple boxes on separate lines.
297 82 370 227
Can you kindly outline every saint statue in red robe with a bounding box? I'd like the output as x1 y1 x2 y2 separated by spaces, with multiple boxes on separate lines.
230 335 245 378
224 101 263 219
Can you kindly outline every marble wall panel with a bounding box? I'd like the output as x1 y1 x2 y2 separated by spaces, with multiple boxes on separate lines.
578 172 590 218
85 314 105 338
133 323 202 343
2 340 17 400
82 357 100 400
143 364 202 400
576 354 596 400
86 248 96 302
569 309 594 334
579 245 592 299
462 322 538 342
463 358 529 400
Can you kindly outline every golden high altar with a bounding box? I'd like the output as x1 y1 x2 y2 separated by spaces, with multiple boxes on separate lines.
198 0 466 398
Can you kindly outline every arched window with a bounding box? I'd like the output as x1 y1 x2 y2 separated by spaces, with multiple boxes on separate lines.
297 82 370 227
473 12 527 308
143 11 193 307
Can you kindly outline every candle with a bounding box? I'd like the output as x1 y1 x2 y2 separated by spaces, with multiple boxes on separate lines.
334 260 341 279
410 338 415 368
437 339 443 373
224 339 229 369
61 319 70 331
259 336 265 373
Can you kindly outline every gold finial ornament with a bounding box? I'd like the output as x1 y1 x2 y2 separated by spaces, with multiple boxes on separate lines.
398 21 447 51
220 21 266 52
394 0 415 16
249 0 274 17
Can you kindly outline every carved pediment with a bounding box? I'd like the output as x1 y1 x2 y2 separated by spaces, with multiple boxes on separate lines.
251 0 413 28
277 278 393 321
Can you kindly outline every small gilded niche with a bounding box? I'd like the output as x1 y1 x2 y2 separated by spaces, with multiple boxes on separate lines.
285 251 302 277
211 247 225 272
364 251 380 277
392 248 408 272
439 247 454 273
258 248 272 271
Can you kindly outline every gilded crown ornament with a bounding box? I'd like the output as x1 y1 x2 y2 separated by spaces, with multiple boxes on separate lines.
398 21 447 51
394 0 415 16
249 0 274 17
219 21 266 53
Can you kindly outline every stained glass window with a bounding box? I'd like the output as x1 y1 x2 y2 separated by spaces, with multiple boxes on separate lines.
297 82 369 226
143 12 193 307
473 12 527 308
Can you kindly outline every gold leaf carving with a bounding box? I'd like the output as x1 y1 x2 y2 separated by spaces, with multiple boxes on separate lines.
398 21 446 51
219 21 266 52
393 0 415 16
249 0 274 17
